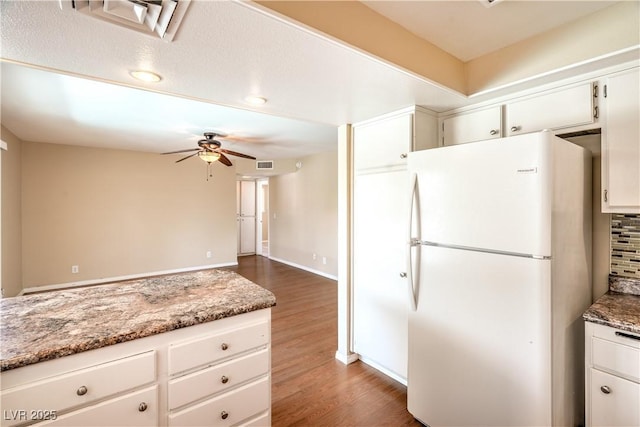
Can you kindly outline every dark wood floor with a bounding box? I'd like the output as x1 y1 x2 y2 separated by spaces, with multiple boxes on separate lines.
227 256 421 427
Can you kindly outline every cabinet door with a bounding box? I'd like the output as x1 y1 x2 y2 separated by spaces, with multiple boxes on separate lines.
352 170 408 382
239 181 256 217
590 369 640 427
353 114 412 171
442 106 502 146
506 83 595 136
602 68 640 213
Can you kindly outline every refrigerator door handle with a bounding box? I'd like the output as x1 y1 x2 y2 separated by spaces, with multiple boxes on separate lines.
407 172 419 311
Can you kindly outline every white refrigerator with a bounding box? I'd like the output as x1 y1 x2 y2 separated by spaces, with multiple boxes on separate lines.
406 131 592 426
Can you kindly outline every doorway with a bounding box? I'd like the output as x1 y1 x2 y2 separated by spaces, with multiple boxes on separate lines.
256 179 269 257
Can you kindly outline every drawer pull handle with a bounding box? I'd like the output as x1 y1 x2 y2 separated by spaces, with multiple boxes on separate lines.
615 331 640 341
138 402 148 412
76 386 88 396
221 375 229 384
600 385 611 394
221 411 229 420
221 343 229 351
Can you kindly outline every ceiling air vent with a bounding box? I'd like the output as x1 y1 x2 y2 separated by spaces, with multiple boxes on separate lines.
58 0 191 42
478 0 505 8
256 160 274 171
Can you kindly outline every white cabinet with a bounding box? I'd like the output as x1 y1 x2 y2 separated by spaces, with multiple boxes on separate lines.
506 82 596 136
237 180 256 254
353 107 437 172
585 322 640 427
601 67 640 213
352 170 409 381
441 106 502 146
351 106 437 383
167 318 270 426
0 309 272 427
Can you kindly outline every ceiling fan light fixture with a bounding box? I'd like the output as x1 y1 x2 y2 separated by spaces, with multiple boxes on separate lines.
198 151 221 163
129 70 162 82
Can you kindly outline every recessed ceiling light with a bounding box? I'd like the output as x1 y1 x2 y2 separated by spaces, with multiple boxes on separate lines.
244 96 267 105
129 70 162 82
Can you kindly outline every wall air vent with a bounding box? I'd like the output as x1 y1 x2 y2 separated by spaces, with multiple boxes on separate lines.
256 160 274 170
58 0 191 42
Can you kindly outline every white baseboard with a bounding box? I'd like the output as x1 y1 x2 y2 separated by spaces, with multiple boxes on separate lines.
268 256 337 281
20 262 239 295
358 355 407 386
335 350 359 365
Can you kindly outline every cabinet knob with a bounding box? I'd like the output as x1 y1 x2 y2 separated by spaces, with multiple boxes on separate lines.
510 126 521 132
490 129 499 136
399 272 407 278
76 386 88 396
221 343 229 351
221 375 229 384
600 385 611 394
221 411 229 420
400 153 408 159
138 402 148 412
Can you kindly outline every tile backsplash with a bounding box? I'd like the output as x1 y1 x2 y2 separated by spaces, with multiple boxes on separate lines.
611 214 640 278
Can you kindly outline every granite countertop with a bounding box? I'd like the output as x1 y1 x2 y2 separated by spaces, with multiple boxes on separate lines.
0 269 276 372
583 276 640 335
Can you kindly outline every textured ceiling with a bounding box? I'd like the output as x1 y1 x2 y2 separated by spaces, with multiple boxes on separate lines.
0 0 633 163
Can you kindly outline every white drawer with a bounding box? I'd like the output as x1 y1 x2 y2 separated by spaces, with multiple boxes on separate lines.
169 321 268 375
590 369 640 427
168 349 269 410
592 337 640 382
1 351 155 426
240 411 270 427
168 377 269 427
592 323 640 349
38 385 158 427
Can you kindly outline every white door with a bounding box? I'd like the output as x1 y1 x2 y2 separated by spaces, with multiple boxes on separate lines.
408 246 552 427
353 170 409 382
442 106 502 146
237 180 256 254
408 132 551 256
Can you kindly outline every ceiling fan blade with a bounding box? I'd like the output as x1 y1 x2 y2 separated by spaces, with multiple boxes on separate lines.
175 151 200 163
162 148 200 155
218 148 256 160
218 153 233 166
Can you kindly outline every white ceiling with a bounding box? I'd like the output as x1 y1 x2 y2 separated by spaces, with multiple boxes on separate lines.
0 0 626 163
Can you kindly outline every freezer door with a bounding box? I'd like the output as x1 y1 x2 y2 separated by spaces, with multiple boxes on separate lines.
408 246 552 426
408 132 553 257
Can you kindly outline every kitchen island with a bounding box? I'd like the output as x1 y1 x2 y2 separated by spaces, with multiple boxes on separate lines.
0 269 276 426
583 275 640 427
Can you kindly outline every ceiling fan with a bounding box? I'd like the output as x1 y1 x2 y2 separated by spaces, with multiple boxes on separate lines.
162 132 256 166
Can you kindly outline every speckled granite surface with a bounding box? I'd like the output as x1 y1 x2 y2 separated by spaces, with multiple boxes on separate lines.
0 269 276 372
583 276 640 335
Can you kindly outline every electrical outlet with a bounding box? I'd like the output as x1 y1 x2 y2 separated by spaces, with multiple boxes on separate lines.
322 257 327 265
313 253 317 260
206 251 212 258
71 265 79 274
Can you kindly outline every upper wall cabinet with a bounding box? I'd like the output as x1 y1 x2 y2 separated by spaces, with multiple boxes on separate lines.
353 107 437 172
506 82 597 136
601 67 640 213
441 106 502 146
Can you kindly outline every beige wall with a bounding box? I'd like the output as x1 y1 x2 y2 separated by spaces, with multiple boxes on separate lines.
466 1 640 94
1 126 23 297
269 150 338 277
20 141 237 289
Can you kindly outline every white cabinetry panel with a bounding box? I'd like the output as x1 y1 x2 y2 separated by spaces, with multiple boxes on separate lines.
442 106 502 146
601 67 640 213
506 83 595 135
353 114 412 171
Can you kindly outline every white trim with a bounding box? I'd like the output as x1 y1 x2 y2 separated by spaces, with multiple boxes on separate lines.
1 140 7 151
334 350 359 365
20 262 238 295
268 256 337 281
358 356 408 386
